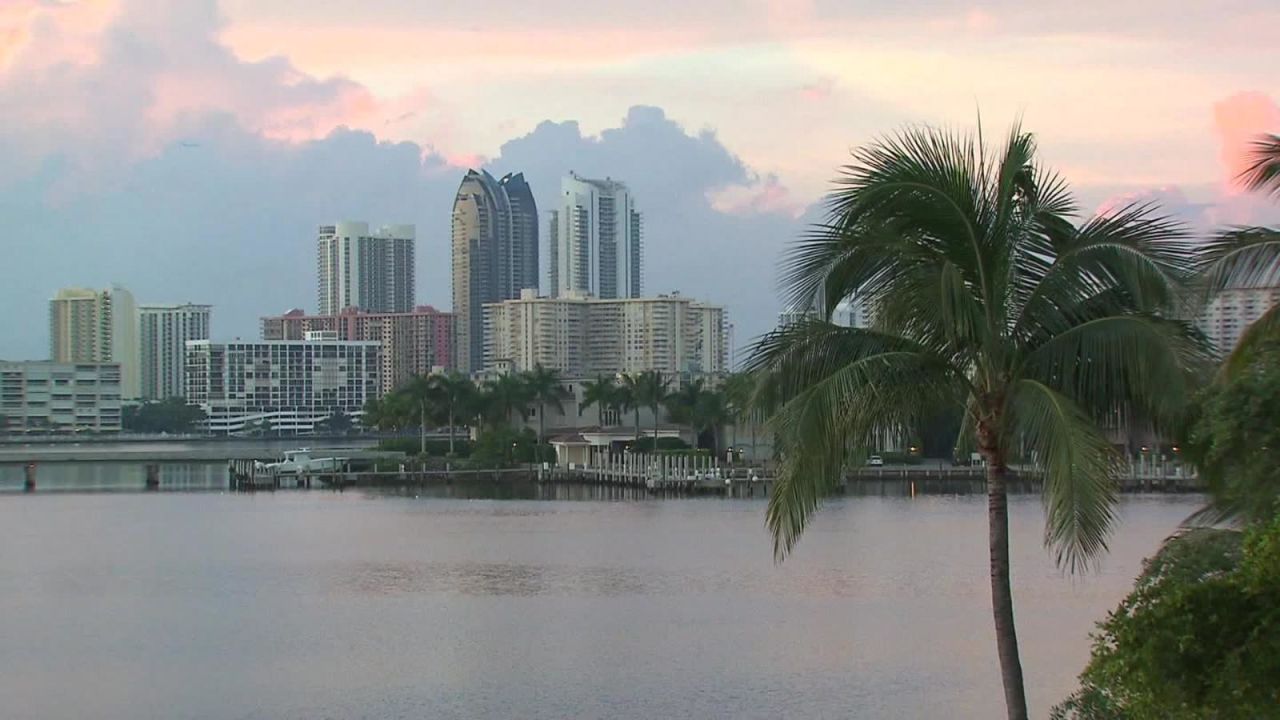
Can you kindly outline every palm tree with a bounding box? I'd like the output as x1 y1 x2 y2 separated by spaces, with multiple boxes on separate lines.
1201 133 1280 375
483 374 531 428
635 370 671 451
722 372 759 460
581 375 617 428
664 378 705 447
746 123 1207 720
427 371 475 455
402 375 437 455
618 373 642 445
523 364 571 447
693 389 731 458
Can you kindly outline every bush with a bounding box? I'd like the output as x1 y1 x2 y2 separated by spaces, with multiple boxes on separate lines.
1053 516 1280 719
376 437 472 457
631 436 690 452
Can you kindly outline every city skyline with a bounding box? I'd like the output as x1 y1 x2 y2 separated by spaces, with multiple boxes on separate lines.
1 1 1276 361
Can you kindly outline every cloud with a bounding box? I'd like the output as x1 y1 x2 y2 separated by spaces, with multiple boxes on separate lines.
0 2 801 361
1213 91 1280 193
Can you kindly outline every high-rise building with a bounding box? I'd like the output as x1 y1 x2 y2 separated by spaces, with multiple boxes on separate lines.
550 172 642 300
0 361 122 434
261 305 454 395
139 303 212 400
1198 286 1280 353
185 335 380 434
483 290 726 380
317 221 415 315
451 169 540 373
49 285 140 399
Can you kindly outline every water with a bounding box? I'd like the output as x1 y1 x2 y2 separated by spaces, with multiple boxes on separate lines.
0 488 1199 719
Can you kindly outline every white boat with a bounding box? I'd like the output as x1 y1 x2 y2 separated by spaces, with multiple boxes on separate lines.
262 449 346 475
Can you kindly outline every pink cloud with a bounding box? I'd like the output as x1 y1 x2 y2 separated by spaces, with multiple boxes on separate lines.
709 174 804 217
1213 91 1280 193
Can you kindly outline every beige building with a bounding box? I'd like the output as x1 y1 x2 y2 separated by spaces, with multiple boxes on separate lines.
1198 286 1280 353
261 306 454 395
0 362 123 434
49 285 140 399
483 290 727 381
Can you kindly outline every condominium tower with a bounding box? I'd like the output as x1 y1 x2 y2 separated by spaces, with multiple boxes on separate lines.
185 335 380 434
0 361 123 434
261 305 455 395
451 170 539 373
49 285 140 399
139 303 212 400
317 221 415 315
1198 286 1280 353
549 172 642 300
483 290 726 380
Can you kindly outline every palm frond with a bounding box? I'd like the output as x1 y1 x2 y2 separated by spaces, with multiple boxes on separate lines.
1220 303 1280 380
1197 227 1280 292
1240 133 1280 197
1011 380 1122 572
1020 314 1212 428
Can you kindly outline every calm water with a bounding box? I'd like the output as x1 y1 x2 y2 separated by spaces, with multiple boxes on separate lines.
0 488 1198 719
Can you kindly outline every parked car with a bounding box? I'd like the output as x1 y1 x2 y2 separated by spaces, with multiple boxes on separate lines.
867 455 884 467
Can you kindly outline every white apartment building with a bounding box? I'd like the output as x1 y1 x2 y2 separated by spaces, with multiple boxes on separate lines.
1197 286 1280 354
317 221 415 315
483 290 727 381
549 173 642 300
49 285 140 399
139 303 211 400
184 336 380 434
0 362 122 434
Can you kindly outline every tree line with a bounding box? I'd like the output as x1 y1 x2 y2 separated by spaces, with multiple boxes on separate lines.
362 366 767 459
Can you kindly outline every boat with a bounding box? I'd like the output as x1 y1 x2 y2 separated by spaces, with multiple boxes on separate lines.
262 449 347 475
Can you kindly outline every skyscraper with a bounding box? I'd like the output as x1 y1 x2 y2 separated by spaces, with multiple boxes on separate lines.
550 172 642 300
139 303 211 400
49 284 140 399
451 169 539 373
317 221 415 315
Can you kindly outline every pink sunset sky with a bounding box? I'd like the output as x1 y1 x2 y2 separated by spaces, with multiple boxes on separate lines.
0 0 1278 356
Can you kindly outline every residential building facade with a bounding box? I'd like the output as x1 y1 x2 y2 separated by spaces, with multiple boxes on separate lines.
1198 286 1280 353
483 290 727 381
261 305 454 395
317 221 415 315
451 169 539 373
550 172 642 300
49 285 140 399
184 337 380 434
0 362 122 434
139 303 211 400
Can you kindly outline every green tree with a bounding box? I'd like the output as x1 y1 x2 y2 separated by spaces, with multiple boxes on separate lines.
746 123 1207 719
692 388 731 458
522 364 570 447
664 378 705 447
1185 337 1280 525
1053 516 1280 719
122 397 207 434
427 371 475 455
401 375 436 455
618 374 642 444
722 372 762 461
483 373 531 428
634 370 670 451
321 409 352 433
581 375 617 428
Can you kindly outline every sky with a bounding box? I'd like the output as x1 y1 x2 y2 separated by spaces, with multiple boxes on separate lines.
1 0 1278 361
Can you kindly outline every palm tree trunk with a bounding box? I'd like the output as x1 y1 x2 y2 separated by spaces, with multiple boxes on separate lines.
420 403 427 456
634 408 640 445
447 404 455 455
983 446 1029 720
539 401 546 447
